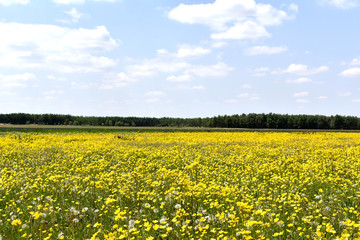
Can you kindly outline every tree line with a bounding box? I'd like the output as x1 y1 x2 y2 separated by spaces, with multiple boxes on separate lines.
0 113 359 130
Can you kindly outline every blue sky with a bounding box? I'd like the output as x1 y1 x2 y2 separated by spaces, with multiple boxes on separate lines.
0 0 359 117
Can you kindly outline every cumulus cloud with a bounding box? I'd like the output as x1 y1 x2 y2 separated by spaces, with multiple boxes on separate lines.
340 67 360 77
211 21 270 40
0 0 29 6
127 45 232 83
128 55 232 80
61 8 84 23
245 45 287 55
166 74 192 82
0 73 36 88
127 59 190 78
252 67 270 77
319 0 358 9
168 0 296 40
350 57 360 65
145 91 166 103
186 62 233 77
176 84 206 90
277 64 329 75
176 44 211 58
0 22 118 73
100 72 135 89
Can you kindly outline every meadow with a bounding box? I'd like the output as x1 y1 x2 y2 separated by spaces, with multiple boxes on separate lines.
0 131 360 239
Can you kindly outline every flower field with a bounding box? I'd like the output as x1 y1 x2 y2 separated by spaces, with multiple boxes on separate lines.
1 131 360 239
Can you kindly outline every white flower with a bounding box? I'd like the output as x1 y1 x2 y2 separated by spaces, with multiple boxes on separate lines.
128 219 135 229
82 207 89 212
276 221 284 227
72 218 79 223
160 217 166 225
153 208 159 213
315 195 322 200
144 203 150 208
324 206 331 212
175 204 181 209
58 232 64 239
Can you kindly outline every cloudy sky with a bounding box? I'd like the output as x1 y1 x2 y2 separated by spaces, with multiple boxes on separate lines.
0 0 359 117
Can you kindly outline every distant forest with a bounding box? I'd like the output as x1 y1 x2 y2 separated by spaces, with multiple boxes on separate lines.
1 113 360 130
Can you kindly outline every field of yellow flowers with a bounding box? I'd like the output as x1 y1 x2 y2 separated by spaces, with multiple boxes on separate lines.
1 131 360 239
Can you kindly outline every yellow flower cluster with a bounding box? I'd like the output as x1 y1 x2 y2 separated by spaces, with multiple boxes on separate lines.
0 131 360 239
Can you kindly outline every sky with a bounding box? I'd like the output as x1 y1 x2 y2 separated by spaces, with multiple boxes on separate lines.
0 0 359 118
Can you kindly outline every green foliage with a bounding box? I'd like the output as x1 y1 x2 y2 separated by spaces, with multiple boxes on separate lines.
0 113 359 129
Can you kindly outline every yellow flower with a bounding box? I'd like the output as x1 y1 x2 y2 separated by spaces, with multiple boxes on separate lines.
11 219 22 226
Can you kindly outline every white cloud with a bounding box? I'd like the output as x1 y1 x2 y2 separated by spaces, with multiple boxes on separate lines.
128 59 190 78
145 91 166 103
166 74 192 82
0 22 118 73
101 72 135 89
286 77 312 83
0 0 29 6
211 21 270 40
252 67 269 77
296 99 310 103
128 48 232 81
288 3 299 12
54 0 117 4
279 64 329 75
320 0 358 9
352 99 360 102
156 49 168 55
70 81 94 89
293 91 309 97
350 57 360 65
212 41 228 48
0 73 36 88
176 84 206 90
187 62 233 77
62 8 84 23
176 44 211 58
168 0 296 40
318 96 328 99
340 67 360 77
245 45 287 55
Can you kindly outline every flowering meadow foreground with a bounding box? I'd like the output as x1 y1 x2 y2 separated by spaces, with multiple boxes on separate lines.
1 131 360 240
